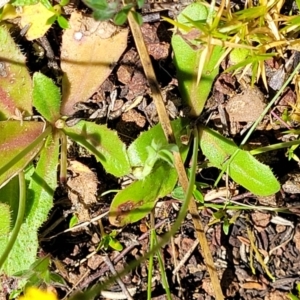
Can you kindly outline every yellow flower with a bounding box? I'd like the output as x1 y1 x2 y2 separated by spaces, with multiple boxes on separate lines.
18 287 58 300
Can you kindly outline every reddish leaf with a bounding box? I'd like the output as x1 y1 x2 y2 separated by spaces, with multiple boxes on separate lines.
0 121 46 188
0 26 32 119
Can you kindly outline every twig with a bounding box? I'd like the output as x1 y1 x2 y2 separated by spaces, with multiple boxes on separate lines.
62 269 90 300
103 255 134 300
100 288 137 300
42 211 109 240
173 240 199 275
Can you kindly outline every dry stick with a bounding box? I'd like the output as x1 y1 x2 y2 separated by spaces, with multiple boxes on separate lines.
127 10 224 300
62 270 90 300
173 239 199 275
103 255 134 300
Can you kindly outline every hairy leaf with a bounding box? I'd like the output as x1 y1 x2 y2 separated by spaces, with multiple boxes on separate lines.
0 26 32 119
109 163 178 226
63 120 131 177
1 134 59 274
33 72 61 124
0 121 46 189
0 203 11 237
198 126 280 196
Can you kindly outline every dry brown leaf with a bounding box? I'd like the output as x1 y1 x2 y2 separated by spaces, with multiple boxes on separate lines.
60 12 128 115
67 160 98 222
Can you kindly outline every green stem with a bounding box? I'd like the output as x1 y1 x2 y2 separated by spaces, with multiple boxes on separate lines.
59 131 68 184
250 139 300 155
155 229 172 300
240 61 300 147
0 171 26 270
147 212 155 300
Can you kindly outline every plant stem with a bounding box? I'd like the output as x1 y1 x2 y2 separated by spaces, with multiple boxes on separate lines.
250 139 300 155
147 212 155 300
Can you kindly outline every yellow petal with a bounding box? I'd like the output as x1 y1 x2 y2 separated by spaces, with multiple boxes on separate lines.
18 287 58 300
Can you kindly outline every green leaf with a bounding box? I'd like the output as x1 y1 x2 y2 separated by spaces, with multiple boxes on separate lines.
33 72 61 124
172 186 185 200
171 3 224 117
46 15 57 25
193 188 203 203
108 237 123 251
49 272 66 285
222 218 230 235
229 48 250 64
0 26 33 119
235 6 266 21
127 118 189 171
69 215 78 228
131 11 143 25
0 121 47 189
59 0 69 6
63 120 131 177
0 203 11 237
157 149 175 166
40 0 52 9
1 134 59 275
177 2 208 25
114 5 132 25
83 0 110 10
136 0 144 8
114 10 128 25
83 0 118 20
10 0 38 5
57 15 69 29
109 162 178 226
198 126 280 196
9 289 22 299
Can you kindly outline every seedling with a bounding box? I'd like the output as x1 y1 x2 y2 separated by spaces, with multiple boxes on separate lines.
82 0 144 25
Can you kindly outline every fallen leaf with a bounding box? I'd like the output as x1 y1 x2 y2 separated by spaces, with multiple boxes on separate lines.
19 3 55 40
60 11 128 115
67 160 98 222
